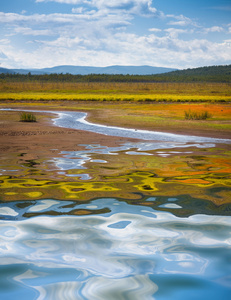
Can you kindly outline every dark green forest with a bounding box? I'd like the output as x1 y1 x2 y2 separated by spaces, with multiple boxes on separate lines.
0 64 230 83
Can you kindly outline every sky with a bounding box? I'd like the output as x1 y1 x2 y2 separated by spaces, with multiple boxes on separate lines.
0 0 231 69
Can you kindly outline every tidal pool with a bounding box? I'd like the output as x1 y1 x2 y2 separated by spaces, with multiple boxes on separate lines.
0 109 231 299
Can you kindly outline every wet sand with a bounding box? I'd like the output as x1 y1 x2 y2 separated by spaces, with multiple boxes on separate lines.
0 109 141 163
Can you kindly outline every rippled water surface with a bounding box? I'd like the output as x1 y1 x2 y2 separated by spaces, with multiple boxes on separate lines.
1 198 231 300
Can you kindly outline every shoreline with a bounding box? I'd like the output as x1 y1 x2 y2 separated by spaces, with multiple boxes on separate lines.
1 102 231 140
1 105 230 165
0 108 141 159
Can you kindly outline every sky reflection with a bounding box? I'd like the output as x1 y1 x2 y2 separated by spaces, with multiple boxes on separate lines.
0 198 231 299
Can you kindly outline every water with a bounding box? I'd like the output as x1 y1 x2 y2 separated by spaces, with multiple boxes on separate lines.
0 198 231 300
1 108 231 299
54 111 230 143
2 108 231 143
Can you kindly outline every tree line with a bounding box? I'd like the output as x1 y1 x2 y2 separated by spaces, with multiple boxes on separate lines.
0 65 230 83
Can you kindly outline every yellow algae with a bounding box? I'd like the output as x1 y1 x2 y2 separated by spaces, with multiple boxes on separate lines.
24 192 43 198
60 182 119 194
5 192 17 195
67 195 79 199
126 171 160 192
134 182 158 192
2 178 57 189
0 155 230 203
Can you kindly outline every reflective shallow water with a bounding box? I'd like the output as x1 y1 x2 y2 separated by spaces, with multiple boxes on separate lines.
52 141 213 174
2 108 231 143
54 111 231 143
1 108 231 299
0 198 231 300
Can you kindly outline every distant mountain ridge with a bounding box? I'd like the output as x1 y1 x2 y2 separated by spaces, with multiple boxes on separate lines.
1 64 230 82
0 65 177 75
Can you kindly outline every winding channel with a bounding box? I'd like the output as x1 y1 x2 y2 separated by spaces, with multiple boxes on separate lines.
3 108 231 144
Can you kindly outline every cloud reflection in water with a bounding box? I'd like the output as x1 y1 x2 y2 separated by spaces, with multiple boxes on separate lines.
0 198 231 299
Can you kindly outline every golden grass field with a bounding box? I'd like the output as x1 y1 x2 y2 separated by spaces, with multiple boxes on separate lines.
0 81 230 102
1 80 231 136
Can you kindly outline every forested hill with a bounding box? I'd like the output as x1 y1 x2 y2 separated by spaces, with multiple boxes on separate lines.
0 64 230 82
154 65 231 82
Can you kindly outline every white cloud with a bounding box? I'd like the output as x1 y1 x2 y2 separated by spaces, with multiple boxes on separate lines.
168 20 188 26
0 12 72 23
0 11 130 25
36 0 158 16
149 28 162 32
72 7 85 14
94 0 158 15
224 39 231 47
165 28 189 38
2 25 230 69
40 36 83 47
14 27 52 36
0 39 10 45
167 14 197 27
203 26 224 34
